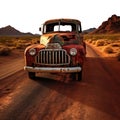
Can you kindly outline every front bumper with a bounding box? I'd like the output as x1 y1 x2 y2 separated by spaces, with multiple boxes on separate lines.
24 66 82 73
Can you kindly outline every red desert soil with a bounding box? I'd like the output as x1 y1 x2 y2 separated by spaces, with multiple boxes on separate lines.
0 49 24 80
0 45 120 120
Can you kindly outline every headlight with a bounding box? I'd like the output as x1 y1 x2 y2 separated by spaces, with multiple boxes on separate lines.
70 48 77 56
29 48 36 56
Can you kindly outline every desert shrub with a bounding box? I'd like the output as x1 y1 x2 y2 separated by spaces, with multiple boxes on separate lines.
16 43 25 49
86 39 93 43
104 41 111 46
0 47 11 56
103 46 114 54
31 39 40 44
92 40 96 45
95 40 105 46
5 42 16 47
110 43 120 47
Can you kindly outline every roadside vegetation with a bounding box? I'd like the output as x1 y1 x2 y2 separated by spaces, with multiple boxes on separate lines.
84 34 120 61
0 36 39 56
1 34 120 61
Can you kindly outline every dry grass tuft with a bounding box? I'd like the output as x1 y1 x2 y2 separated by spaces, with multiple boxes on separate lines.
0 46 11 56
110 43 120 47
95 40 105 46
103 46 114 54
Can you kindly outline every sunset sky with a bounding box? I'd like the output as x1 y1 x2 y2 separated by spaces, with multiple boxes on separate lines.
0 0 119 34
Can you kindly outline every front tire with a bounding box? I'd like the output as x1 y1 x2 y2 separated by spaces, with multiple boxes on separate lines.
71 71 82 81
28 72 35 79
77 71 82 81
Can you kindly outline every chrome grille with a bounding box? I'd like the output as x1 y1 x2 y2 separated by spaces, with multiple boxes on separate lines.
36 49 70 66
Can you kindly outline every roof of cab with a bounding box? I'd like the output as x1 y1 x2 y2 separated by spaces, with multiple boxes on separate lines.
43 18 81 25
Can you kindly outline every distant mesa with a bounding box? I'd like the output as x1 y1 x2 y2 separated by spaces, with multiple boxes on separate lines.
82 28 96 34
91 14 120 34
1 15 120 36
0 25 33 36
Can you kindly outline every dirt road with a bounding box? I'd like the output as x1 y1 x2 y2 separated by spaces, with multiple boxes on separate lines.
0 45 120 120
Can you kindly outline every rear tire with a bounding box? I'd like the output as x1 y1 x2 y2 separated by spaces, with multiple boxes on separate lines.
28 72 35 79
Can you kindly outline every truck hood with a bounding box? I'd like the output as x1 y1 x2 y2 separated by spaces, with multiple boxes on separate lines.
40 32 79 46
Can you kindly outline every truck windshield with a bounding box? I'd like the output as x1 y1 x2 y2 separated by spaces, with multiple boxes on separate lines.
43 22 77 33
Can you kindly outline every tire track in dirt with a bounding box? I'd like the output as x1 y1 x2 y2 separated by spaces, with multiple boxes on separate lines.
0 59 24 80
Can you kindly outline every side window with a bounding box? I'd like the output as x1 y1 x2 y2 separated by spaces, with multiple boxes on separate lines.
78 24 82 33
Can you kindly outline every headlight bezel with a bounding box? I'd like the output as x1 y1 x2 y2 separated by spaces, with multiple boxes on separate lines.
29 48 36 56
70 48 77 56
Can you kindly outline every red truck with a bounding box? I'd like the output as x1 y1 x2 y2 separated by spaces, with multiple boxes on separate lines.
24 18 86 81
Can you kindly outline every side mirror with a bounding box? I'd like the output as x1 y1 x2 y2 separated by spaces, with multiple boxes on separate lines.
39 27 41 31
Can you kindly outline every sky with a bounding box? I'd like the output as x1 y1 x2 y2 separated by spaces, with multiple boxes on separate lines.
0 0 120 34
